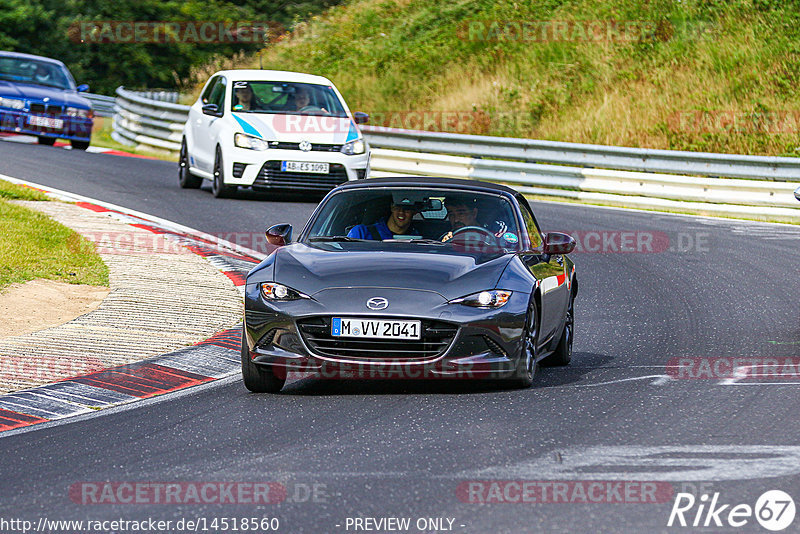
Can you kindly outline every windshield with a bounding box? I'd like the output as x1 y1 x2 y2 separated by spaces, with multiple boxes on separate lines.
304 187 523 254
0 57 74 90
231 81 347 117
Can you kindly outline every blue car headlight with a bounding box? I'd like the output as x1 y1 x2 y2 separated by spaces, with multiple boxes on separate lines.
66 107 91 118
0 97 25 110
340 138 366 155
261 282 310 301
450 290 512 309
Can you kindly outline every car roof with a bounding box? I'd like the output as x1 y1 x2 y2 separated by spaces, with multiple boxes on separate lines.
0 51 66 67
336 176 522 197
209 69 334 86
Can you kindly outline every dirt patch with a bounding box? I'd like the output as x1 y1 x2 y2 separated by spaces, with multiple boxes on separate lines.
0 279 109 339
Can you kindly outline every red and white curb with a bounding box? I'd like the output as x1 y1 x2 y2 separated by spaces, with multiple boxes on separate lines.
0 176 273 434
0 133 158 159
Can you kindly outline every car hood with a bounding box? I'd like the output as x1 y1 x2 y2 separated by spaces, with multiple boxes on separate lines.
272 243 514 300
0 81 90 108
230 112 362 145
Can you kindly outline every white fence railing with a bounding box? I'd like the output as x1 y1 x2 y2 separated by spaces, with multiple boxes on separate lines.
363 126 800 222
112 87 189 153
84 93 115 118
362 126 800 181
108 89 800 221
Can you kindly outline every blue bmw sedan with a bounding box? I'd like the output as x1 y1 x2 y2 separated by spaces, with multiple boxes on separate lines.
0 51 93 149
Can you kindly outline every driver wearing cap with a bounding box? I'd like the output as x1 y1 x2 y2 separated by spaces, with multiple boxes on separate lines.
347 196 421 240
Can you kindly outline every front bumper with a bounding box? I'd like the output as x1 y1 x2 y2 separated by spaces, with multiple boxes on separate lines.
243 284 529 380
224 146 369 191
0 109 92 141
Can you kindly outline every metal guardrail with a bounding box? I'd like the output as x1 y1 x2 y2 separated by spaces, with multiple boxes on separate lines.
108 89 800 220
84 92 115 118
362 126 800 182
112 87 189 153
362 127 800 222
135 90 180 103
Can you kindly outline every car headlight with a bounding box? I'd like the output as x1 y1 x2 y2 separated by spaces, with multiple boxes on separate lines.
260 282 309 301
340 138 366 155
450 290 512 309
235 133 269 151
0 97 25 110
65 107 91 118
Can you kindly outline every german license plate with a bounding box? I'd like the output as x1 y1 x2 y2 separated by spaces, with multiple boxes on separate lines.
331 318 421 340
28 116 63 129
281 161 329 174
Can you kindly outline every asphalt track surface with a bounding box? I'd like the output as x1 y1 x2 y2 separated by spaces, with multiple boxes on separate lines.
1 140 800 533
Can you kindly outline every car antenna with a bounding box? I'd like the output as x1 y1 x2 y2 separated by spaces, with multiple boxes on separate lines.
259 51 263 70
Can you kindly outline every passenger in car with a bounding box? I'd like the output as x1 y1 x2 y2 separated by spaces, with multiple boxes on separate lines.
232 82 262 111
347 196 421 240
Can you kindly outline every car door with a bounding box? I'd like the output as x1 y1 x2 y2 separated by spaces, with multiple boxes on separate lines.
191 75 226 173
518 201 569 345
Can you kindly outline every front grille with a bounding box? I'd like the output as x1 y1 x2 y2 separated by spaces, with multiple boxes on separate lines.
29 103 63 116
253 161 349 191
297 317 458 361
271 141 342 152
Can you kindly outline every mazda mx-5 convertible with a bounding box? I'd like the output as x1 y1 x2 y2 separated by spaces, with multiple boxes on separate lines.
242 177 577 392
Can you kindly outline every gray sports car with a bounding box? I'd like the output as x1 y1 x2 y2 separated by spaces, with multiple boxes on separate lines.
242 177 577 392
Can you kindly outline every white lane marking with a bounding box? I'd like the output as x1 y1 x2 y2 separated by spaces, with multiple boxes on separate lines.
460 446 800 482
718 364 800 386
572 375 672 387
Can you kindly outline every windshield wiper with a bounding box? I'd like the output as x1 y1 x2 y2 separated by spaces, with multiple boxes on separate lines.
307 236 367 242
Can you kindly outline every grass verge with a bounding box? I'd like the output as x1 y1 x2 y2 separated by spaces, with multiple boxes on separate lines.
210 0 800 157
0 179 109 290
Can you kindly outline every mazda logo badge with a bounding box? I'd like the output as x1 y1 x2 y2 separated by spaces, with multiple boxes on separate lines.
366 297 388 310
299 140 312 152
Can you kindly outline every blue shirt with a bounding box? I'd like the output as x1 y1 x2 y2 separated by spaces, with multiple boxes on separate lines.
347 219 395 240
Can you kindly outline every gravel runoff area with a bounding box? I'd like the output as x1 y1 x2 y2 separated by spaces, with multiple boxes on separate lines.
0 200 243 393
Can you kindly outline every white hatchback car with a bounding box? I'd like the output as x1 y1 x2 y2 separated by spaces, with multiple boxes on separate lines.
180 70 370 198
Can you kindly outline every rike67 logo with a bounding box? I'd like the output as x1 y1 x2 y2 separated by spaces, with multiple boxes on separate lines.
668 490 796 531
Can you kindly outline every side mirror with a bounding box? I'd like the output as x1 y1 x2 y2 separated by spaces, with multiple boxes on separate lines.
202 103 221 117
543 232 576 255
795 185 800 201
76 84 89 93
266 223 292 246
353 111 369 124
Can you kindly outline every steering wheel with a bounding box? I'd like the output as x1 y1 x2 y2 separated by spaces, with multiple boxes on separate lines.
446 226 498 247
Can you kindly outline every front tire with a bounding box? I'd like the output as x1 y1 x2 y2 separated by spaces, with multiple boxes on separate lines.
241 327 286 393
541 293 574 367
37 136 56 146
178 139 202 189
212 146 235 198
70 139 90 150
508 299 538 388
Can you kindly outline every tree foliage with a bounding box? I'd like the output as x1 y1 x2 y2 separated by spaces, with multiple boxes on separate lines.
0 0 340 94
